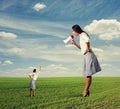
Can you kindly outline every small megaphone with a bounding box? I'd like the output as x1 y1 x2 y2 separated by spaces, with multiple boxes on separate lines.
63 35 74 45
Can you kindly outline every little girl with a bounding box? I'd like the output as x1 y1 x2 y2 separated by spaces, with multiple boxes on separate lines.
29 66 41 96
71 24 101 97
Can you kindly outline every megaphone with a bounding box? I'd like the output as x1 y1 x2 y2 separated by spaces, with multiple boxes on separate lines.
63 35 74 45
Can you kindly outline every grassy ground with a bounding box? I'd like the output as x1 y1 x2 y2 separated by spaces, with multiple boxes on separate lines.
0 77 120 109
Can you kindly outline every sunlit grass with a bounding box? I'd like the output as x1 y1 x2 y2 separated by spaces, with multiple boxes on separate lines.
0 77 120 109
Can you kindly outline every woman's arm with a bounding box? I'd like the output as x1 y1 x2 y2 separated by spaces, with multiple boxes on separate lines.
86 42 92 52
71 40 81 49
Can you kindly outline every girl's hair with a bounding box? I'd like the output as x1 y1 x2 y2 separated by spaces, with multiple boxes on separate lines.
33 69 36 72
72 24 90 37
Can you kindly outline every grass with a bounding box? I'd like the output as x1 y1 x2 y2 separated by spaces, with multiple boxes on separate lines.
0 77 120 109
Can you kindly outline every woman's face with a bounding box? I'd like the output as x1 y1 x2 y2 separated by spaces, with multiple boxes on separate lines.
72 30 79 36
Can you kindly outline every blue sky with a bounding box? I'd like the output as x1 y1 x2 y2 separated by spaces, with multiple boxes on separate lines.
0 0 120 77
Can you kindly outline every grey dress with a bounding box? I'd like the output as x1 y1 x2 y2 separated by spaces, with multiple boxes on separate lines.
83 51 101 76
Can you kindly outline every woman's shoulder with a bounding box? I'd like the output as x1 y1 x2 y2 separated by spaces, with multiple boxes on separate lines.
81 32 88 38
81 32 88 36
80 32 90 41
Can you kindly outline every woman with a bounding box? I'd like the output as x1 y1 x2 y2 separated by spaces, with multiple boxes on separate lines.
29 66 41 96
71 24 101 97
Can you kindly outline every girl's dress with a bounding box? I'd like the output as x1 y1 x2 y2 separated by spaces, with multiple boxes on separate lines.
29 71 39 89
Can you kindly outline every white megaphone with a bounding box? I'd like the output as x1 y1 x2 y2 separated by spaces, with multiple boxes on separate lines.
63 35 74 45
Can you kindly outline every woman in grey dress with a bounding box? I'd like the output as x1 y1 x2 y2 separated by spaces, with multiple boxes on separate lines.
71 24 101 97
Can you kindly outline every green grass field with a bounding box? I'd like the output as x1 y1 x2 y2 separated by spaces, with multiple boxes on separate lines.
0 77 120 109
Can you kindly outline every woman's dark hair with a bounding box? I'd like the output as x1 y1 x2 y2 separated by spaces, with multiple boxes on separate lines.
33 69 36 72
72 24 84 34
72 24 90 37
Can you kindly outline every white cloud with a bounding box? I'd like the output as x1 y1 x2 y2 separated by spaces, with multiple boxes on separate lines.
0 64 81 77
92 47 104 58
0 31 17 39
88 46 120 71
0 43 120 77
40 64 81 77
33 3 46 11
0 16 120 77
92 47 103 53
46 64 69 72
1 67 30 77
0 17 69 38
2 60 13 66
0 36 80 63
98 45 120 62
101 63 112 67
0 47 26 56
7 47 25 56
84 19 120 40
22 44 81 63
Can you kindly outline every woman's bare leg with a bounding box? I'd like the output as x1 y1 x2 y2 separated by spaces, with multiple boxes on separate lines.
83 76 92 96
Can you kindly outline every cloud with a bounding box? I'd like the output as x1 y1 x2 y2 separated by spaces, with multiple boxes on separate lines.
22 44 81 63
0 64 81 77
92 47 103 53
0 67 30 77
0 35 80 63
45 64 69 72
101 63 112 67
33 3 46 11
0 17 69 38
0 47 26 56
92 47 104 57
100 45 120 62
7 47 26 56
40 64 81 77
2 60 13 66
0 40 120 77
84 19 120 40
0 0 16 10
0 31 17 39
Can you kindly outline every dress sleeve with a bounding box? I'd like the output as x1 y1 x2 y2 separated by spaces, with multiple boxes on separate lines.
83 33 90 42
36 69 40 74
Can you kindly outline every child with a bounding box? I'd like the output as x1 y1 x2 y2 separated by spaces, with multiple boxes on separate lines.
71 24 101 97
29 66 41 96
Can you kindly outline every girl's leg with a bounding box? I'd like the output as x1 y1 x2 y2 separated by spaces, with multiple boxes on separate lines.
33 90 35 96
30 89 33 96
83 76 92 96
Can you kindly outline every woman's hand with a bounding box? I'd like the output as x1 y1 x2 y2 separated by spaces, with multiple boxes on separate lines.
71 39 76 45
71 39 81 49
86 48 92 52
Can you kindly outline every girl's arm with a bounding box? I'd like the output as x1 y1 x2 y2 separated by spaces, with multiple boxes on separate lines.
37 66 41 74
39 66 41 71
29 73 34 78
71 40 81 49
29 75 32 78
